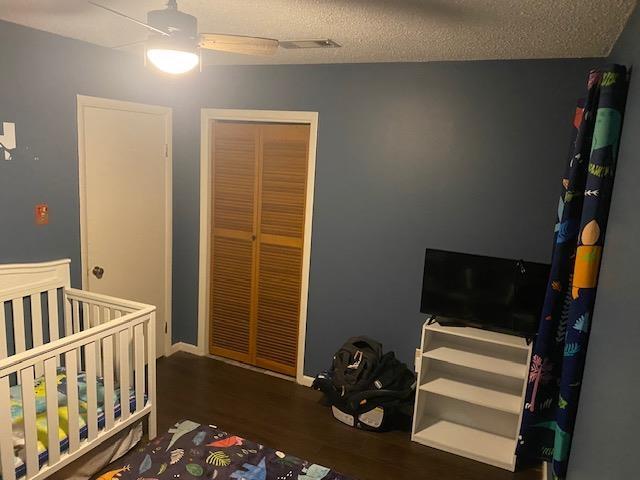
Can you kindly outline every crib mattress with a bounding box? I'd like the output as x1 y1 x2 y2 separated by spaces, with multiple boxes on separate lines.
5 368 145 479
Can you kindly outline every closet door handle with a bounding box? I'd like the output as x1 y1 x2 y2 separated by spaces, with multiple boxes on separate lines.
251 235 257 241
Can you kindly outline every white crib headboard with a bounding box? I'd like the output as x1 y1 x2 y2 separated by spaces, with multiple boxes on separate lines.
0 259 72 361
0 259 71 296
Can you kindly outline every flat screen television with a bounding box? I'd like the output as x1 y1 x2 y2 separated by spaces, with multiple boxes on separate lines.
420 249 550 338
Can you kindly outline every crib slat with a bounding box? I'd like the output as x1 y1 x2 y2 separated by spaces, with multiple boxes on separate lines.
72 300 82 367
95 309 110 378
0 377 16 480
0 303 7 360
30 294 44 347
65 351 80 453
134 324 145 413
113 311 122 377
96 338 103 378
44 357 60 465
85 343 98 441
64 293 72 338
102 336 115 429
30 294 44 378
82 302 89 332
128 325 134 391
12 298 26 354
47 289 59 342
92 304 101 328
21 367 39 477
118 329 130 421
72 300 80 334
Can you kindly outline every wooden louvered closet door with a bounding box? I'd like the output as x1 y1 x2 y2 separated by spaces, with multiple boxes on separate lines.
254 124 309 375
209 122 258 363
209 121 310 376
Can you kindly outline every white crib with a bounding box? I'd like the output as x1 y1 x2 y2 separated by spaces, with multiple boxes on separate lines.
0 259 157 480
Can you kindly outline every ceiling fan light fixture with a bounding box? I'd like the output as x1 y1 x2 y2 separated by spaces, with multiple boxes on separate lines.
90 0 280 73
146 47 199 74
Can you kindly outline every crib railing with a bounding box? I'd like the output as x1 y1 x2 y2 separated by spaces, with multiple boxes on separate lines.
65 288 148 380
0 287 156 480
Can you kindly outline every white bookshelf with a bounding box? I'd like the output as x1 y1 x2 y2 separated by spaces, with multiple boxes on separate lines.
411 321 532 471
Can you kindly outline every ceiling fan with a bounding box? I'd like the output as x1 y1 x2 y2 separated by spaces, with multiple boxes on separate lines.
89 0 279 74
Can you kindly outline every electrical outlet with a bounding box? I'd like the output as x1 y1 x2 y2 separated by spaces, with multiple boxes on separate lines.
35 204 49 225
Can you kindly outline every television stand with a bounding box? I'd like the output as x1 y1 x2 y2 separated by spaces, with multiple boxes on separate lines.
411 321 532 471
429 316 467 328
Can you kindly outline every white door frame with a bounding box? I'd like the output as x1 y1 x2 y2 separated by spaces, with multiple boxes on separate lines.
197 108 318 385
76 94 173 357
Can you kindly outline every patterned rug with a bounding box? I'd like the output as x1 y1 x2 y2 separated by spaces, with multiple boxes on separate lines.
97 420 355 480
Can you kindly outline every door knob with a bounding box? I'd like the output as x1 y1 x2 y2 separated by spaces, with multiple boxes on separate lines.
92 266 104 279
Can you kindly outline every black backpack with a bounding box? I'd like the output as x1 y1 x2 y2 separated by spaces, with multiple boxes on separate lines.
362 351 416 394
314 339 416 432
331 336 383 395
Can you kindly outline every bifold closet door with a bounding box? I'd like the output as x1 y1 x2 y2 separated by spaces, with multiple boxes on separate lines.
254 124 310 376
209 122 258 363
209 121 310 377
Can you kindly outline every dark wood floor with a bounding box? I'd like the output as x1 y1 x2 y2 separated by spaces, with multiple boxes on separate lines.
153 352 540 480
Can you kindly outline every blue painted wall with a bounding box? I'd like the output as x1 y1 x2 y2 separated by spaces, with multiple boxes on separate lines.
569 5 640 479
170 60 597 374
0 20 179 284
0 19 599 376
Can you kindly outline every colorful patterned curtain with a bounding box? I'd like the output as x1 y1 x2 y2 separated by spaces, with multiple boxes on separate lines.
517 65 629 479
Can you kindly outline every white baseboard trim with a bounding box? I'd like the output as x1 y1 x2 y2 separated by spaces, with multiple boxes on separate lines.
299 375 315 387
169 342 202 356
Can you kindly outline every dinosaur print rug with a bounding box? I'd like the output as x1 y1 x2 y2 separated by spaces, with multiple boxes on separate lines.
96 421 354 480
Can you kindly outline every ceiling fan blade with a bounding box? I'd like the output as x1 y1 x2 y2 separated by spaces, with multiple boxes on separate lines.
110 39 147 50
88 1 170 36
199 34 279 56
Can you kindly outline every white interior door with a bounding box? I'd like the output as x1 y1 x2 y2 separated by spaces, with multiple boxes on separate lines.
79 96 171 357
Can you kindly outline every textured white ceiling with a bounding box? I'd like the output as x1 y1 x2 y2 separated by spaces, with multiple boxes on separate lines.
0 0 636 65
